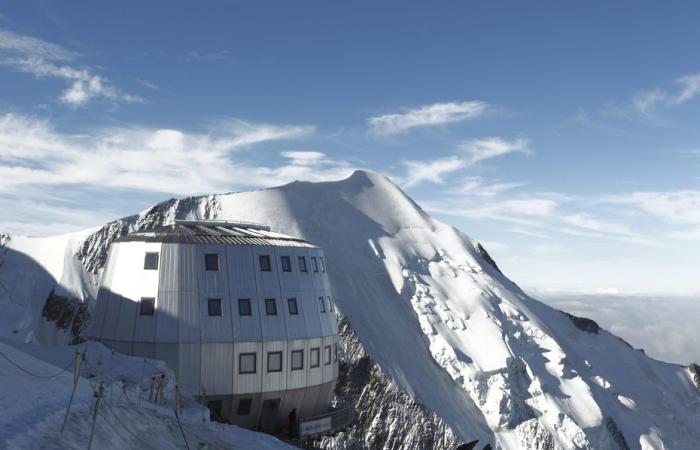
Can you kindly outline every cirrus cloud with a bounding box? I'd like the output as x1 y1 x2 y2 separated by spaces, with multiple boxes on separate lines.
368 101 488 135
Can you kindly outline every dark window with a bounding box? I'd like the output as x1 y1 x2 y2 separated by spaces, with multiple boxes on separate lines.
328 296 333 312
310 348 320 368
238 298 252 316
259 255 271 272
205 253 219 271
311 256 319 272
281 256 292 272
140 297 155 316
318 296 326 313
320 257 326 272
208 298 222 316
267 351 282 373
287 298 298 315
208 400 223 422
324 345 332 365
333 344 338 362
237 398 252 415
239 353 256 374
291 350 304 370
265 298 277 315
144 252 159 270
298 256 308 272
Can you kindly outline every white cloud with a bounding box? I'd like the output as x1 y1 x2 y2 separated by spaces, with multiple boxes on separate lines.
399 156 466 188
631 72 700 115
0 113 328 199
0 28 140 107
280 151 326 164
456 177 524 196
368 101 488 135
460 137 530 164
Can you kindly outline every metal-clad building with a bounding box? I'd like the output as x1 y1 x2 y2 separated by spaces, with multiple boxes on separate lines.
86 220 339 433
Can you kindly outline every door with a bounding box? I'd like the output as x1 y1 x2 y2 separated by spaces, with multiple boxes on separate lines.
259 398 281 434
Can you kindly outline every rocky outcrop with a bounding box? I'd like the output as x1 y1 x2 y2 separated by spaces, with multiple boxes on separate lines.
563 312 601 334
604 417 630 450
41 289 89 344
315 317 466 450
76 195 220 273
688 363 700 391
475 243 501 274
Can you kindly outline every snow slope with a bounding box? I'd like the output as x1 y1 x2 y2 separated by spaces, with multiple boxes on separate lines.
1 170 699 449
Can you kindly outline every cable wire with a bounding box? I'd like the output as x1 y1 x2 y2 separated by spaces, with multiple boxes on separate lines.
0 348 73 379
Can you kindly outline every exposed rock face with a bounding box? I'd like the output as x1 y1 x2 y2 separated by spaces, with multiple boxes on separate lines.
604 417 630 450
475 243 501 274
76 195 220 273
688 363 700 391
41 289 89 344
315 317 465 450
562 312 600 334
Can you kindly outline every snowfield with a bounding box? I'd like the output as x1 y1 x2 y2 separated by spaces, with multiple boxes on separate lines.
1 170 699 449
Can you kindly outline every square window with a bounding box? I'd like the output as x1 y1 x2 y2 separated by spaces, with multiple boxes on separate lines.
298 256 308 272
310 347 320 368
291 350 304 370
267 351 282 373
205 253 219 271
144 252 159 270
328 296 333 312
318 296 326 313
208 298 222 316
324 345 332 365
320 257 326 272
259 255 271 272
239 353 256 374
287 298 298 315
238 298 252 316
140 297 155 316
281 256 292 272
265 298 277 315
237 398 252 415
311 256 319 272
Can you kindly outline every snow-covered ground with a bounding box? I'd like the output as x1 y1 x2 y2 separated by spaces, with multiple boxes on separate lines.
1 170 699 449
0 339 298 449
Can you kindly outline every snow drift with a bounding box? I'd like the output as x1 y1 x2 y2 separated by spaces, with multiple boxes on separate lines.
1 170 699 449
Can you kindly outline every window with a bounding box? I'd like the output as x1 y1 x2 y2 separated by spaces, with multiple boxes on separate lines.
287 298 298 315
208 400 223 421
310 348 320 368
333 344 338 362
311 256 319 272
208 298 222 316
205 253 219 271
265 298 277 315
280 256 292 272
238 298 252 316
298 256 308 272
328 296 333 312
140 297 155 316
239 353 256 374
237 398 252 415
320 257 326 272
267 351 282 373
259 255 271 272
324 345 332 365
318 296 326 313
291 350 304 370
144 252 159 270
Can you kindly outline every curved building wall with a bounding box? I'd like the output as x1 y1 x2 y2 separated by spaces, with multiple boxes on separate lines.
88 239 339 430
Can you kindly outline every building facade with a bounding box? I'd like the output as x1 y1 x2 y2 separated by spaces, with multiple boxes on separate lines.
87 220 339 432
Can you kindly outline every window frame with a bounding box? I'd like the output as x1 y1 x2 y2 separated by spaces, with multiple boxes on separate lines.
205 253 220 271
144 252 159 270
280 255 292 272
287 297 299 315
139 297 155 316
259 255 272 272
327 295 333 312
333 343 338 362
265 298 277 316
298 256 308 273
310 347 320 368
267 351 283 373
238 298 252 316
311 256 319 272
239 352 257 374
291 349 304 371
320 257 326 272
237 398 253 415
318 296 326 313
207 298 223 317
324 345 332 365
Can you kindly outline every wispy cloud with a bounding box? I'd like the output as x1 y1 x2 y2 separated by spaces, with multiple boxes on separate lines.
0 28 140 107
632 72 700 115
368 101 488 135
461 136 530 164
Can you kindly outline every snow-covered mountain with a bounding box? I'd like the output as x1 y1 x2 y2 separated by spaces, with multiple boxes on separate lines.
1 170 699 449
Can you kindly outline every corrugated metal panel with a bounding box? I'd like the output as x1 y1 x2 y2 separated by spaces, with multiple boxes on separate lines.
199 292 233 342
275 247 300 292
322 336 335 384
154 343 178 374
230 291 262 342
198 244 230 294
306 337 323 388
261 340 288 393
299 382 322 418
226 246 256 292
89 243 119 339
177 244 199 293
233 341 263 395
132 342 155 359
153 291 178 342
285 339 307 390
200 343 234 395
252 246 287 342
299 292 323 339
178 343 201 394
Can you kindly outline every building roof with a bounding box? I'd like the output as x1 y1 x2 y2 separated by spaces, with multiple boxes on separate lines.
115 220 318 247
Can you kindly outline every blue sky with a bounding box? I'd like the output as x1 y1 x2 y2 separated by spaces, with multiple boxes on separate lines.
1 1 699 294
